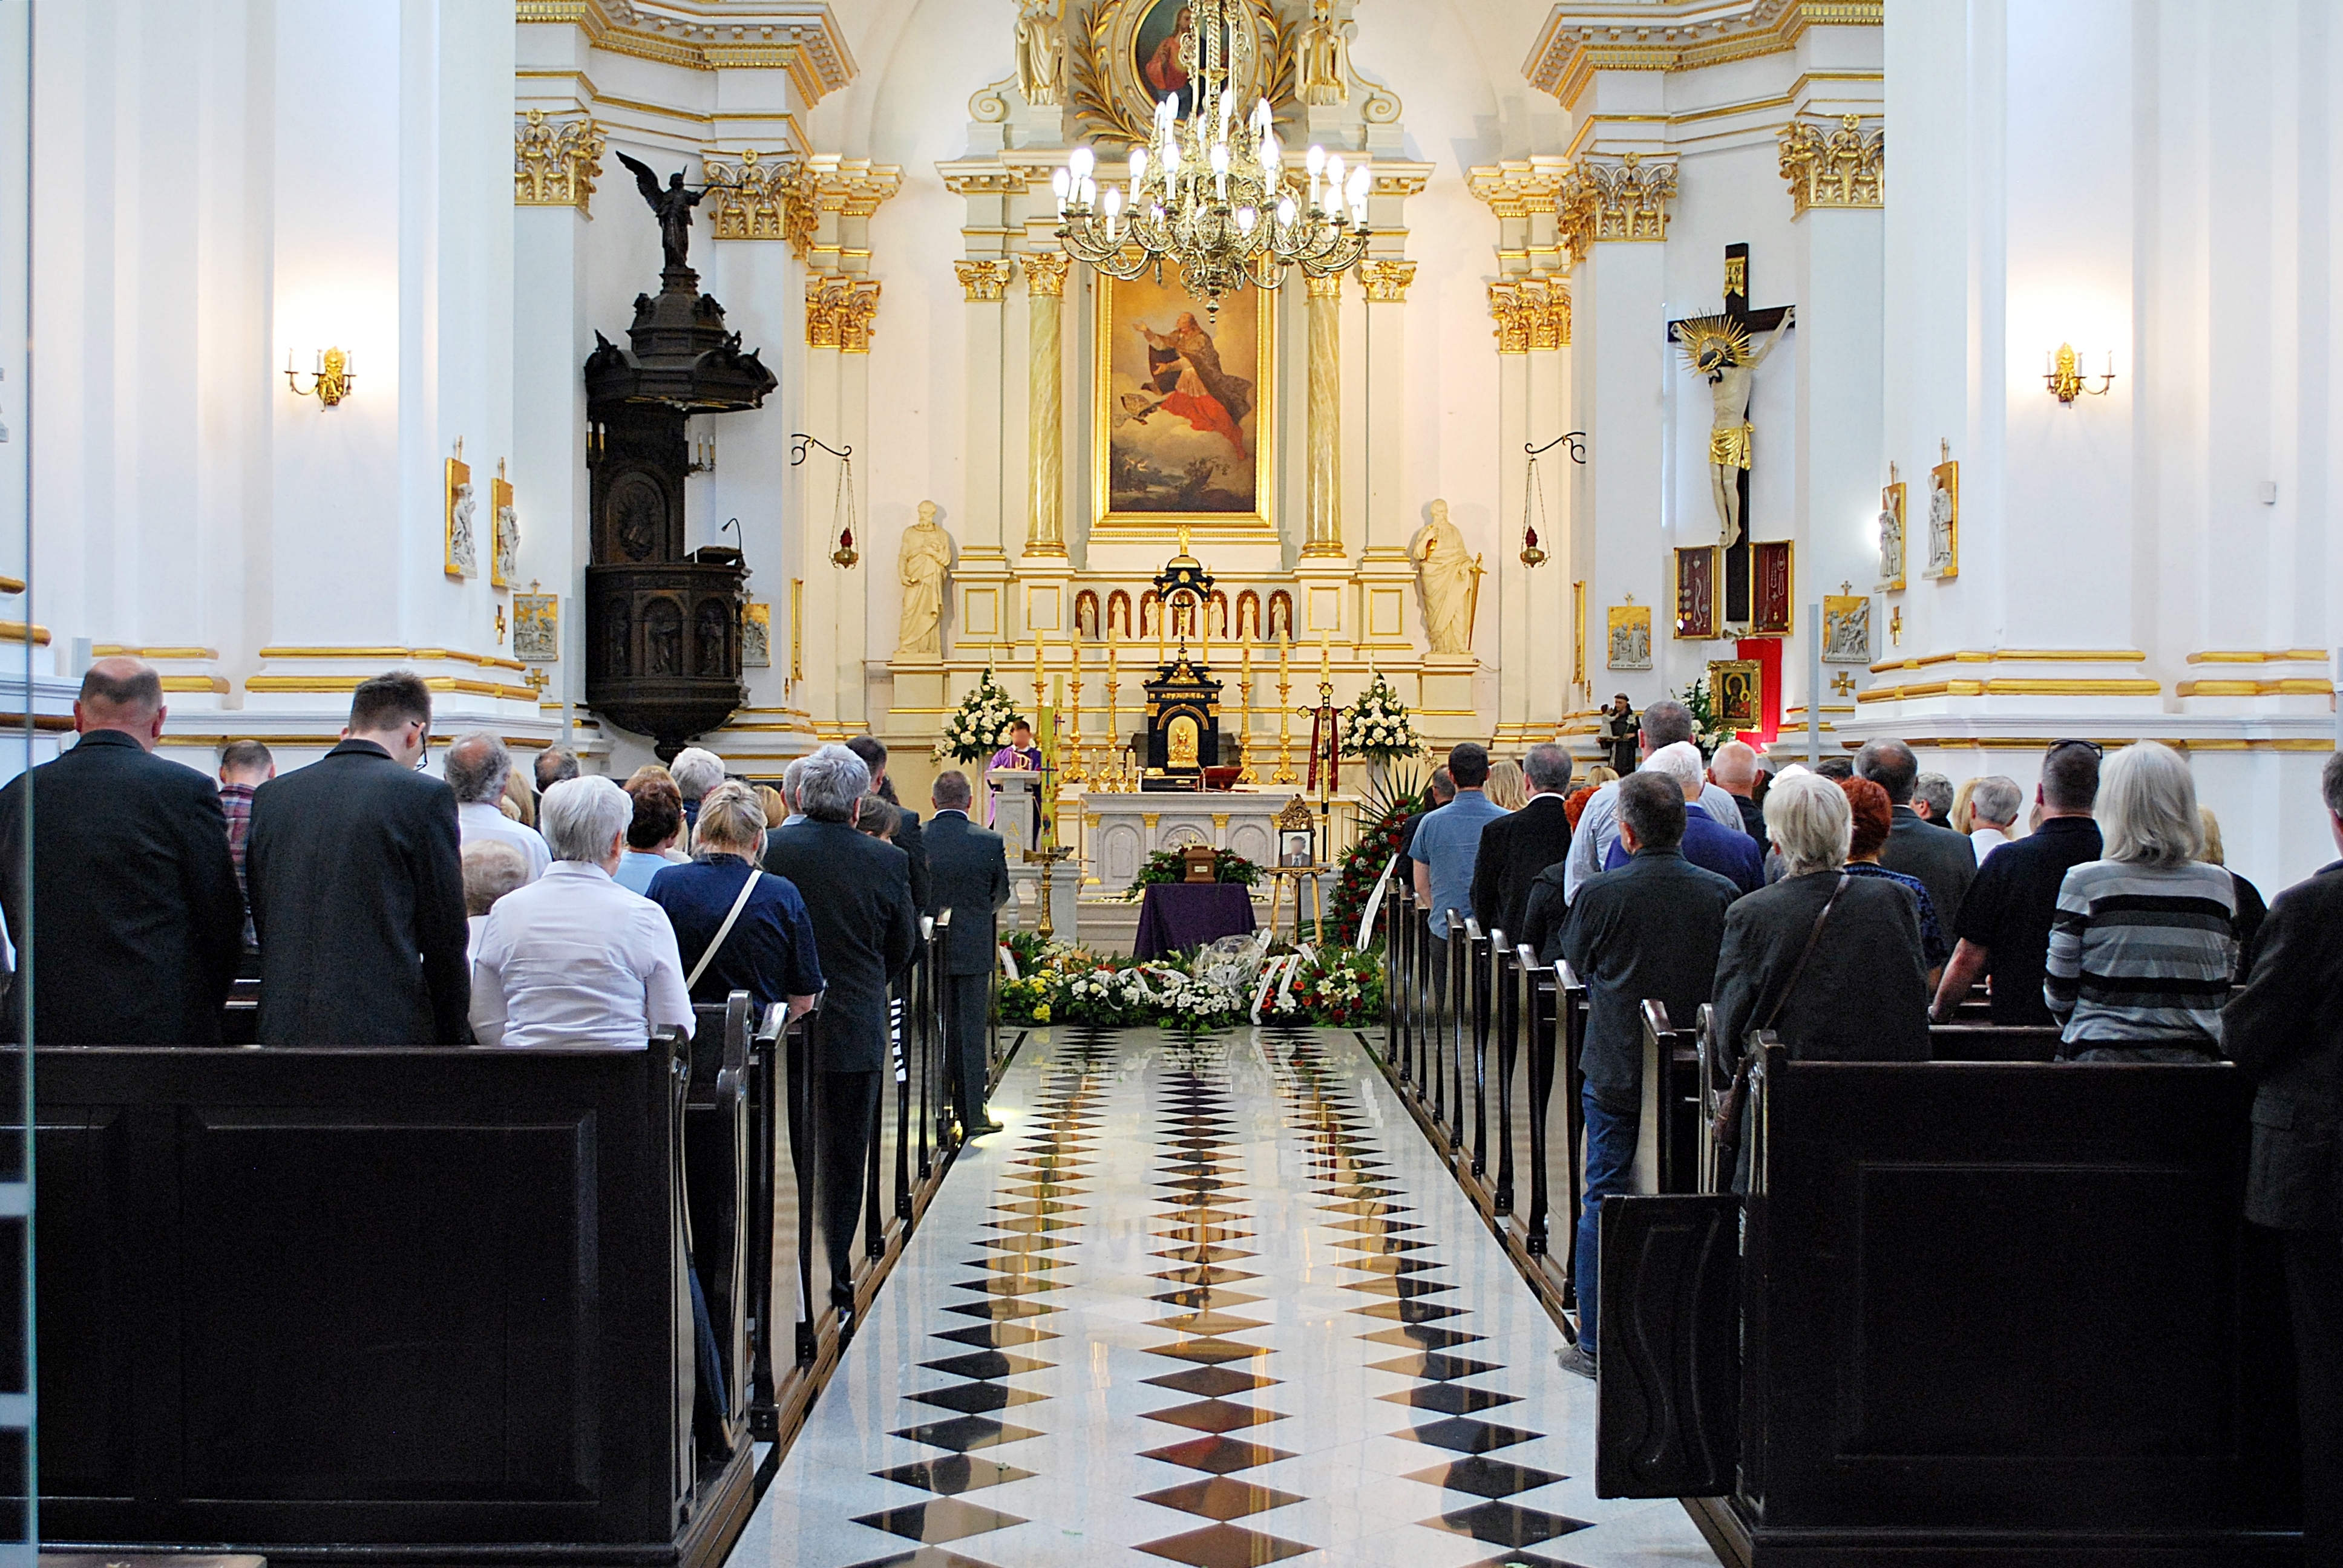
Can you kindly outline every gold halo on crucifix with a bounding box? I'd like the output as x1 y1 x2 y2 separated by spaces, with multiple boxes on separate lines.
1674 314 1753 376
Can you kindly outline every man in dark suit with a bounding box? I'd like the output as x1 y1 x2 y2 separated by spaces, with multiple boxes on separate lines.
1550 771 1739 1378
1857 737 1974 930
1470 743 1573 944
763 743 919 1327
847 734 929 912
924 769 1011 1138
0 658 243 1043
2223 751 2343 1566
247 671 468 1045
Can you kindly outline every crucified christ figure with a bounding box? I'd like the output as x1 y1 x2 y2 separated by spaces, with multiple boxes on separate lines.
1699 307 1794 548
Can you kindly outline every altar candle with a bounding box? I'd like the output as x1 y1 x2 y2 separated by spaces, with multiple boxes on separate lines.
1034 629 1045 681
1320 635 1331 681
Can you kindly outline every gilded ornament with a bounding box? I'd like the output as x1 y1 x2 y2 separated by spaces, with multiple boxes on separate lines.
1557 151 1677 266
1015 0 1067 108
954 258 1012 302
1778 114 1884 217
1023 250 1072 298
1486 281 1532 354
513 109 605 211
703 148 815 251
1358 258 1417 304
805 276 850 348
1297 0 1351 106
839 280 882 354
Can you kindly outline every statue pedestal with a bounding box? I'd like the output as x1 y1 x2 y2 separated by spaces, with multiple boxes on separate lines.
888 661 947 717
1418 654 1480 740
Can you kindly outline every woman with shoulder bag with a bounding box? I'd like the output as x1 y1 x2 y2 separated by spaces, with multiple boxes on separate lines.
1709 770 1933 1186
647 780 823 1020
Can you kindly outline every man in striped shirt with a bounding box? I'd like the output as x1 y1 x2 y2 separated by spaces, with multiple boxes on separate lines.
2043 742 2236 1059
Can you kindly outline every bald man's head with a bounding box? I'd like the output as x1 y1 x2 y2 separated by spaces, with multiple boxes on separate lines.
1711 739 1760 794
75 658 166 750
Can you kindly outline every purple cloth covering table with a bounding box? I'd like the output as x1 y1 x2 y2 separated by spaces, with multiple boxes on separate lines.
1133 881 1257 959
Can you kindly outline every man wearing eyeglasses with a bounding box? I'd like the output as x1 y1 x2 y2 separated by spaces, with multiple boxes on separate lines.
248 670 470 1045
1928 739 2104 1026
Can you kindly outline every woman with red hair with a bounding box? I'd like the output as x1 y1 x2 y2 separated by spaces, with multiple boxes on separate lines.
1842 774 1948 982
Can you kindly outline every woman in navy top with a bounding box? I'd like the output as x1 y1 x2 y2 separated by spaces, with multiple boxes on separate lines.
649 781 824 1016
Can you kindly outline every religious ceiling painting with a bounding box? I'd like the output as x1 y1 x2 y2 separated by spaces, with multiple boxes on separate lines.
1925 444 1959 580
1878 468 1906 592
1711 658 1762 730
1094 263 1277 540
444 447 477 580
1606 603 1652 670
1823 594 1872 664
1674 546 1717 639
1751 540 1793 636
513 592 559 663
742 602 772 667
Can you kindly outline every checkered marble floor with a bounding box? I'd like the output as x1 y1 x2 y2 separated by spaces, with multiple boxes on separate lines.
732 1025 1719 1568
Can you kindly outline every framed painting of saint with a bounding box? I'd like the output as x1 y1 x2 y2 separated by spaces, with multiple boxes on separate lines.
1878 466 1906 591
1078 0 1275 140
1925 442 1959 579
1751 540 1793 636
1674 546 1717 639
1093 265 1276 541
513 593 559 663
1605 603 1653 670
742 602 772 667
444 450 476 580
1822 595 1872 664
1709 659 1762 730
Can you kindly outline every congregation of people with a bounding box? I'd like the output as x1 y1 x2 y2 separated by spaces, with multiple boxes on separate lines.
1395 695 2342 1544
0 658 1013 1339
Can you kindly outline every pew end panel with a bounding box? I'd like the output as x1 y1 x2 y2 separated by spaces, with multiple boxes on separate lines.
37 1041 756 1568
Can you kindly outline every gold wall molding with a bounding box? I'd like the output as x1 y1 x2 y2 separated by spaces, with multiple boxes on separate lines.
248 675 539 701
1525 1 1883 111
955 259 1012 302
514 109 606 211
1023 250 1072 298
2186 648 2330 664
515 1 856 104
161 676 232 694
1858 677 2162 704
2177 678 2335 697
1869 647 2147 675
703 148 813 249
1359 258 1418 303
1842 734 2335 754
1778 113 1883 215
1558 152 1677 264
92 644 219 660
255 643 526 671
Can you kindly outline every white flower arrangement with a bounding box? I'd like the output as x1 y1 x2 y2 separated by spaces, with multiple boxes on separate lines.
937 670 1025 763
1340 674 1423 762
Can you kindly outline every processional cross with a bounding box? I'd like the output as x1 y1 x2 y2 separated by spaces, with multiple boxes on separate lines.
1668 243 1794 627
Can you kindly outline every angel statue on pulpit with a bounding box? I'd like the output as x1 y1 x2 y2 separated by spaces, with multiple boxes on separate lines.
615 151 705 273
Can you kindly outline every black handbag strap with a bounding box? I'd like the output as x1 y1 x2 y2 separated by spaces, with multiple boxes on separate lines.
1754 871 1852 1038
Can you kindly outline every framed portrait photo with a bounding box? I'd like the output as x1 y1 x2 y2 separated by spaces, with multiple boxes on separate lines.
1279 828 1315 869
1092 265 1277 542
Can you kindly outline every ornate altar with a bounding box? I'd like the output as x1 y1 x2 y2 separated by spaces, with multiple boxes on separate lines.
583 158 778 757
1144 653 1222 777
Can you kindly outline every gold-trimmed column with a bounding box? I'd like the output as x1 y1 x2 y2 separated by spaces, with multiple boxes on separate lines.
1024 250 1072 557
1303 270 1344 558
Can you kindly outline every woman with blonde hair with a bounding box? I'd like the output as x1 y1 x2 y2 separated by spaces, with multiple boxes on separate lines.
1485 758 1527 812
1565 763 1618 830
2198 803 2267 978
646 780 822 1016
2044 741 2235 1059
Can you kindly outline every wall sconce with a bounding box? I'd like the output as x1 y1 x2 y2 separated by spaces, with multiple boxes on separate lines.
286 347 356 408
2045 342 2114 406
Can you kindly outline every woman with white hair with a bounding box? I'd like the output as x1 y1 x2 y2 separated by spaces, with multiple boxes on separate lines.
1710 768 1932 1065
2044 741 2235 1060
470 774 696 1049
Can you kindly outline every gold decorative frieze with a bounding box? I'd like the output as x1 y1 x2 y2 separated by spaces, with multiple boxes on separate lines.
1524 1 1882 111
514 109 605 210
804 156 904 219
955 258 1013 302
941 168 1035 197
704 148 815 250
1466 160 1570 221
1778 114 1884 215
1359 258 1417 303
514 1 857 105
1023 250 1072 298
1558 151 1677 264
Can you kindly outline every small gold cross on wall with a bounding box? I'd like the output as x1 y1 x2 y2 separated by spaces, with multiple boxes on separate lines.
1831 671 1857 698
523 668 550 696
1889 606 1903 647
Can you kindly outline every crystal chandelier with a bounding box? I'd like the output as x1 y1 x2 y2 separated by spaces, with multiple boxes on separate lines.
1052 0 1371 316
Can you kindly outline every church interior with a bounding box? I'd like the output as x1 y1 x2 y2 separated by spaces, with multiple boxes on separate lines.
6 1 2343 1566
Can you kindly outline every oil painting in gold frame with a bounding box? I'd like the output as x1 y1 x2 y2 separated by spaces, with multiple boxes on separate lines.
1092 265 1277 543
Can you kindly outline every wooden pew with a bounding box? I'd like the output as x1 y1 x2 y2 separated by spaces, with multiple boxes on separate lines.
1595 1046 2300 1565
1636 1000 1702 1195
38 1034 761 1568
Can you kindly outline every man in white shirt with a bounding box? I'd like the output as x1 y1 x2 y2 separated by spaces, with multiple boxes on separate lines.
470 775 695 1049
447 731 550 881
1562 699 1746 904
1967 774 2024 864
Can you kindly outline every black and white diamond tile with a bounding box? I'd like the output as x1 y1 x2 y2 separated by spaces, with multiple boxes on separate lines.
737 1025 1715 1568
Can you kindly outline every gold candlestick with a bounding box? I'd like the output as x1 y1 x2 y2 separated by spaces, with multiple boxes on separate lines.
1066 642 1086 785
1237 644 1257 783
1273 638 1297 785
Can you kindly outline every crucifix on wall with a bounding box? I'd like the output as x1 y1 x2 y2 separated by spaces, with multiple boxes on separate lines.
1669 244 1794 627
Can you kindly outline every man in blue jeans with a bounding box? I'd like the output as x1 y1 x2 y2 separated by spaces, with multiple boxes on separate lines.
1553 771 1740 1377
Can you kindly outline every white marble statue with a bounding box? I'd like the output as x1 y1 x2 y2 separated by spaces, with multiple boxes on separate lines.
1409 500 1478 656
1015 0 1065 109
1299 0 1350 106
1877 474 1903 587
494 495 519 585
896 501 953 659
448 480 477 577
1926 463 1957 577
